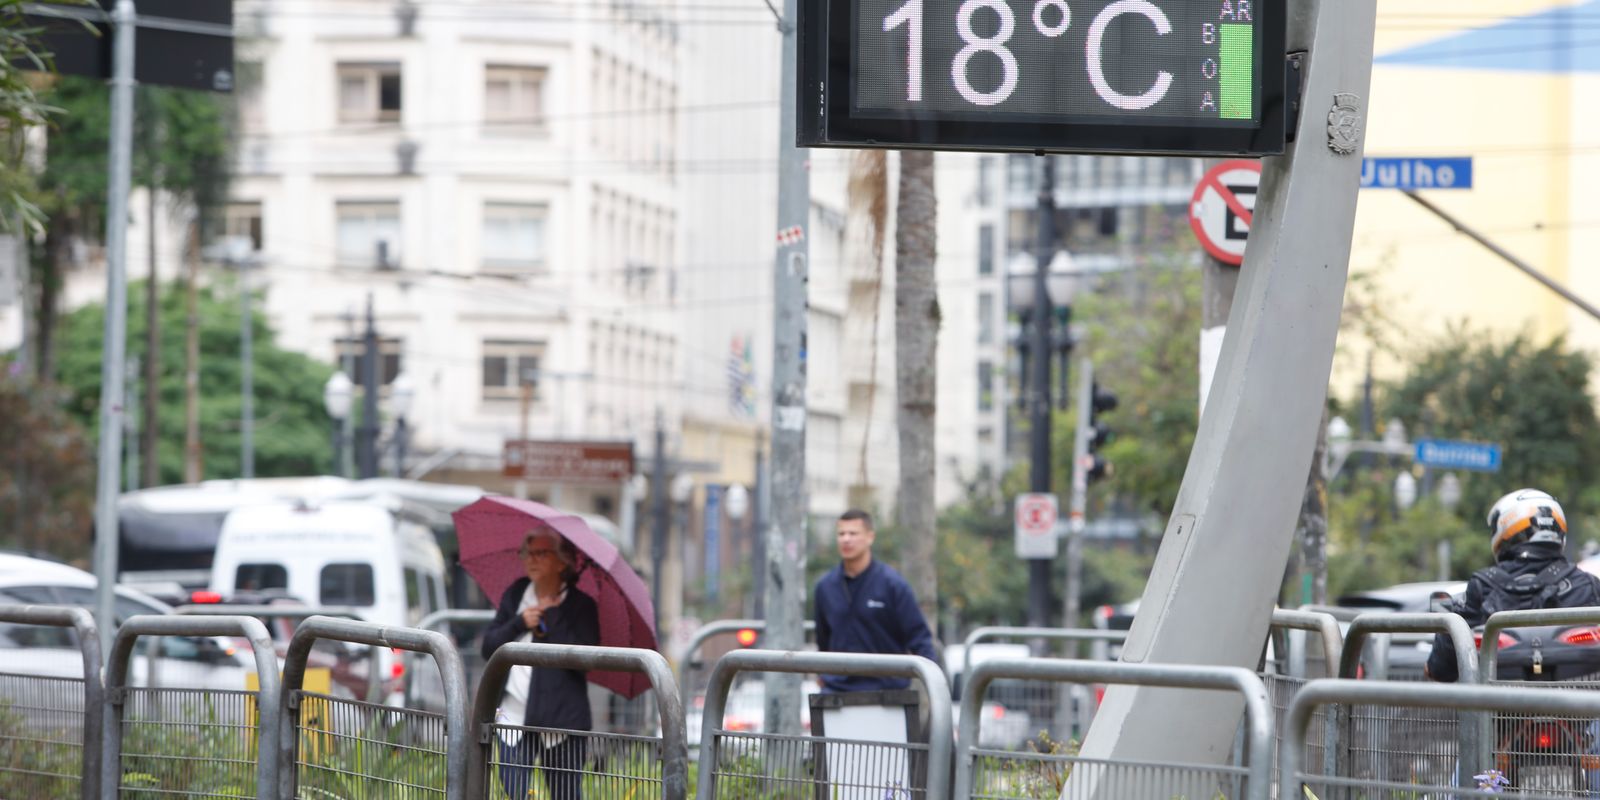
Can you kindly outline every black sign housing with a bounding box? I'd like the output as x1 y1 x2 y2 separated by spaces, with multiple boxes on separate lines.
800 0 1288 155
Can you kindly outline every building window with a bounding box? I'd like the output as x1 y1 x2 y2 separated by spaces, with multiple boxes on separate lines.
334 336 403 386
337 62 402 124
336 201 401 268
224 202 263 252
978 291 994 344
978 361 994 412
978 224 994 276
481 202 547 274
483 65 546 133
482 340 546 400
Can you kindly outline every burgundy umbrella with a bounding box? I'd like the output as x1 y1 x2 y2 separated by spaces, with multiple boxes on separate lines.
453 495 658 699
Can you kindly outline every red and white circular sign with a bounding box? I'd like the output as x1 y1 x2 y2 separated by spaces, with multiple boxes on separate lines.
1189 160 1262 267
1015 493 1058 537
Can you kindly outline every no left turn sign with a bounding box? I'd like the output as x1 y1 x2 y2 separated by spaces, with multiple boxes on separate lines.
1189 160 1262 267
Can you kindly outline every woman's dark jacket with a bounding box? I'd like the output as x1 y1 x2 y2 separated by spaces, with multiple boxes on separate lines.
481 578 600 730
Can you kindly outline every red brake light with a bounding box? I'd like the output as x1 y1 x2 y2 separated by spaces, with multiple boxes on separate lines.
190 591 222 604
735 628 759 647
990 704 1005 720
1560 627 1600 646
1537 730 1555 749
390 648 406 680
1472 632 1517 650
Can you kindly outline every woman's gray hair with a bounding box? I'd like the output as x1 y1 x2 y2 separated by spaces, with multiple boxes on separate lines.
524 528 577 572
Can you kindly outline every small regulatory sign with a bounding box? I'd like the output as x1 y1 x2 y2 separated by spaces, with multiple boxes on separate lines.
1189 160 1262 267
1015 493 1059 560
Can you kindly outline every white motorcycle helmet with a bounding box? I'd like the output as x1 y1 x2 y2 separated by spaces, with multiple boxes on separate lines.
1487 488 1567 560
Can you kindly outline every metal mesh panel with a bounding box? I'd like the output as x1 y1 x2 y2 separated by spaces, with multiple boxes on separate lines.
0 672 86 800
706 730 930 799
118 687 259 798
1257 672 1326 792
1342 698 1460 788
293 692 447 799
970 679 1079 751
1482 679 1600 798
1296 773 1588 799
968 750 1250 800
485 723 662 799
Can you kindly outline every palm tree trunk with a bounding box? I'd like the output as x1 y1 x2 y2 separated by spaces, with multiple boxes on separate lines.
893 150 939 628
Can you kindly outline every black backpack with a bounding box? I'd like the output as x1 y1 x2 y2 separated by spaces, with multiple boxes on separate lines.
1479 560 1583 617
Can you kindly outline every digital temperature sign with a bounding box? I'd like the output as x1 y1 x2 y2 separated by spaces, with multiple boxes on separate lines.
798 0 1288 155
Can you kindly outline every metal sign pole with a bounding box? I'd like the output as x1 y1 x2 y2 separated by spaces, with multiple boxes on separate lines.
92 0 137 660
1072 0 1378 791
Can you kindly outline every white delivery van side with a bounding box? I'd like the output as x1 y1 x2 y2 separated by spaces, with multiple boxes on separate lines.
209 498 448 627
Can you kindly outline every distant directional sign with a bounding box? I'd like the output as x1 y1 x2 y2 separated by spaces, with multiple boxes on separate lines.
1361 158 1473 191
1415 438 1502 473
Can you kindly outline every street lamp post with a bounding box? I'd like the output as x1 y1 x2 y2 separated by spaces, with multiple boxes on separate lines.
389 372 415 478
323 371 353 478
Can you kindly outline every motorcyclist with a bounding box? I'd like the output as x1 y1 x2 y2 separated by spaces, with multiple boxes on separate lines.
1426 488 1600 682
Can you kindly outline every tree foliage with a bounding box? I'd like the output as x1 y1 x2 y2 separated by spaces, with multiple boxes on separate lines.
51 278 336 483
0 0 64 232
1326 329 1600 598
0 374 94 561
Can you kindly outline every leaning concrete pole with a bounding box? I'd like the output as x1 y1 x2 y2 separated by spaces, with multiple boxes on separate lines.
1073 0 1376 790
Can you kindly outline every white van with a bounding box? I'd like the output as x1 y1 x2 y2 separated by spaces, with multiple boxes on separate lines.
209 496 449 627
207 496 450 704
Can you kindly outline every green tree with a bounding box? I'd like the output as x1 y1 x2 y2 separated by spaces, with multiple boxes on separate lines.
28 75 230 382
1325 328 1600 598
51 278 335 483
0 373 95 561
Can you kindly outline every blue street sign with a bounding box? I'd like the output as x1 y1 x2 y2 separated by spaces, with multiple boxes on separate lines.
1361 157 1473 191
1415 438 1502 473
704 485 723 603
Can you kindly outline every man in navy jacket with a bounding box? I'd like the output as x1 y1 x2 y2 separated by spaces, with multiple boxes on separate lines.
813 509 939 692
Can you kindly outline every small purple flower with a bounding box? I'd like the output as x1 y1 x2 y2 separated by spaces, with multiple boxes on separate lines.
1474 769 1510 792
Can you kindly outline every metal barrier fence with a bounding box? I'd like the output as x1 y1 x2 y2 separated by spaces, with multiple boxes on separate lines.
407 609 495 711
104 614 281 800
695 649 951 800
1255 609 1345 787
956 627 1128 748
1283 679 1600 799
1337 612 1482 790
172 604 384 703
956 658 1271 800
0 605 102 800
674 619 817 693
278 615 470 800
467 642 688 800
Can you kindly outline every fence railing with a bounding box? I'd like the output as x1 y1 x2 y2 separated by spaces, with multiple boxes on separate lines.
407 608 495 707
0 604 103 800
955 658 1272 800
673 619 817 692
467 642 688 800
1282 678 1600 798
278 615 470 800
1337 612 1483 788
695 649 951 800
104 614 281 800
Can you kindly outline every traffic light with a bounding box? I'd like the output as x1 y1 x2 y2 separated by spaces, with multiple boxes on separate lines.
735 628 761 648
1086 382 1119 483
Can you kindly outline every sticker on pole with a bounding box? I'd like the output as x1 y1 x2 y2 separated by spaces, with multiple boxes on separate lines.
1015 493 1059 560
1189 160 1262 267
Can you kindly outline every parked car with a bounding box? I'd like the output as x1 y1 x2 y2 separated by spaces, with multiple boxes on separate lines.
1336 580 1468 678
0 553 255 690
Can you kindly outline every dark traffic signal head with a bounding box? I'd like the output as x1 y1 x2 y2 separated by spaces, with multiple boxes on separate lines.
1087 382 1119 484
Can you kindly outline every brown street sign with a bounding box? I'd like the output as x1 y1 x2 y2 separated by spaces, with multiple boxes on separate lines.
502 440 635 483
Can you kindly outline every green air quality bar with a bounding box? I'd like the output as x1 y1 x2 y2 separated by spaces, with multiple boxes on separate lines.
1219 23 1254 120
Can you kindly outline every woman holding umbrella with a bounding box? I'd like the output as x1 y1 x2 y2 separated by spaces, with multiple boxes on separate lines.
481 528 599 800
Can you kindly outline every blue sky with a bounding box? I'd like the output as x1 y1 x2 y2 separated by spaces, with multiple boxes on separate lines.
1378 2 1600 72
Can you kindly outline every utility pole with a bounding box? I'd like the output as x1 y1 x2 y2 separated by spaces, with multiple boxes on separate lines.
1026 155 1059 631
142 184 159 488
182 226 201 483
125 356 140 492
751 433 768 619
357 294 379 479
1066 357 1092 629
239 258 254 479
340 307 358 479
765 0 809 738
651 411 668 635
93 0 137 658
